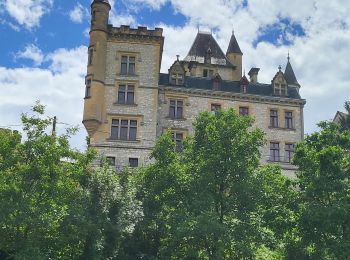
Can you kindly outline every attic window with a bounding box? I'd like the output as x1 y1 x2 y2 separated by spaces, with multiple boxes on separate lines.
203 69 214 78
171 73 184 85
241 85 247 93
274 83 287 96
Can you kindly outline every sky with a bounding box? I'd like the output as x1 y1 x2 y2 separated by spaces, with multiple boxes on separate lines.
0 0 350 150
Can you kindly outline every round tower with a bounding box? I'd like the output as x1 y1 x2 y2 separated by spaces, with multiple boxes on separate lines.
83 0 111 137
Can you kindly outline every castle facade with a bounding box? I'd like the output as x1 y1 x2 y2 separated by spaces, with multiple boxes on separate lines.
83 0 306 177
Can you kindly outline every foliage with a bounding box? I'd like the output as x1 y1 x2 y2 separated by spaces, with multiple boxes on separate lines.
0 102 142 259
293 121 350 259
124 109 298 259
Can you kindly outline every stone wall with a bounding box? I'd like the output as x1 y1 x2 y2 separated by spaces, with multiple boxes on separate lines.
158 87 304 176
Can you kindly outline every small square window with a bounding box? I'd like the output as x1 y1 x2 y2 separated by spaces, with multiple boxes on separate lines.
239 107 249 116
129 158 138 168
106 156 115 166
211 103 221 111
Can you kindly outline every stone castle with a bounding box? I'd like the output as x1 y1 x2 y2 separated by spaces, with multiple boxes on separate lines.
83 0 306 176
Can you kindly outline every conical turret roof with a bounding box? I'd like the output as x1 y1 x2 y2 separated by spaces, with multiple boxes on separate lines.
284 57 300 86
226 31 242 55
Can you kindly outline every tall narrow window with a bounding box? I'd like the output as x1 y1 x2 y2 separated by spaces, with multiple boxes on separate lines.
285 143 294 163
285 111 293 129
270 142 280 162
239 107 249 116
172 132 184 152
211 103 221 111
92 10 96 22
110 119 137 141
121 56 136 75
88 48 93 66
270 109 278 127
117 84 134 104
169 100 183 119
85 79 91 98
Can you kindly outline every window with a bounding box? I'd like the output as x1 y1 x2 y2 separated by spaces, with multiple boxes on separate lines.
274 83 287 96
203 69 214 78
170 73 184 85
285 143 294 163
85 79 91 98
241 85 247 93
169 100 183 119
211 103 221 111
129 158 139 168
92 10 96 22
172 132 184 152
110 119 137 141
117 84 134 104
239 107 249 116
106 156 115 166
88 48 93 66
121 55 135 75
270 109 278 127
270 142 280 162
285 111 293 129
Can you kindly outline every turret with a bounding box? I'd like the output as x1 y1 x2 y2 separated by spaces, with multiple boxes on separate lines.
284 54 300 90
226 30 243 79
83 0 111 136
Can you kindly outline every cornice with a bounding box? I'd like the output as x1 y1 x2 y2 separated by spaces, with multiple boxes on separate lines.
158 85 306 106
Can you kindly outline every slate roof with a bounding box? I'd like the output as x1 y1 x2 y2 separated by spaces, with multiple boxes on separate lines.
159 73 302 99
93 0 110 3
284 60 300 86
226 33 243 55
184 32 233 67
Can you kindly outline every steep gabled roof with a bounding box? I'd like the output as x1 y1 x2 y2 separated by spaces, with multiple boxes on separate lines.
226 32 242 55
284 59 300 87
184 32 233 67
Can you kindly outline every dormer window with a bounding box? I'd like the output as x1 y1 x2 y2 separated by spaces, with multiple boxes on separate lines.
169 56 185 86
241 85 247 93
203 69 214 78
171 73 184 85
274 83 287 96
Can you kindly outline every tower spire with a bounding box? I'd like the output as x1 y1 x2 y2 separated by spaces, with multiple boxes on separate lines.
284 55 300 87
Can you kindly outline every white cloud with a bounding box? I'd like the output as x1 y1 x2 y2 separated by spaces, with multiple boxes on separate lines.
15 44 44 66
69 3 87 24
0 46 88 150
3 0 53 29
122 0 167 10
149 0 350 135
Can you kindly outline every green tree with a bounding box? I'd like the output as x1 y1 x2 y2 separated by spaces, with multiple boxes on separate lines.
293 121 350 259
127 109 296 259
0 102 142 259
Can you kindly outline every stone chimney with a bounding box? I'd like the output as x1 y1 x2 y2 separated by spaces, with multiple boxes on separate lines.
248 67 260 83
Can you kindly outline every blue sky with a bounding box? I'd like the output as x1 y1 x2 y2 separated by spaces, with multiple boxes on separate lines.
0 0 350 149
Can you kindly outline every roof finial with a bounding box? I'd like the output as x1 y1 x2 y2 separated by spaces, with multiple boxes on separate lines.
176 55 180 61
243 69 245 76
287 50 290 62
278 65 282 71
232 27 234 35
